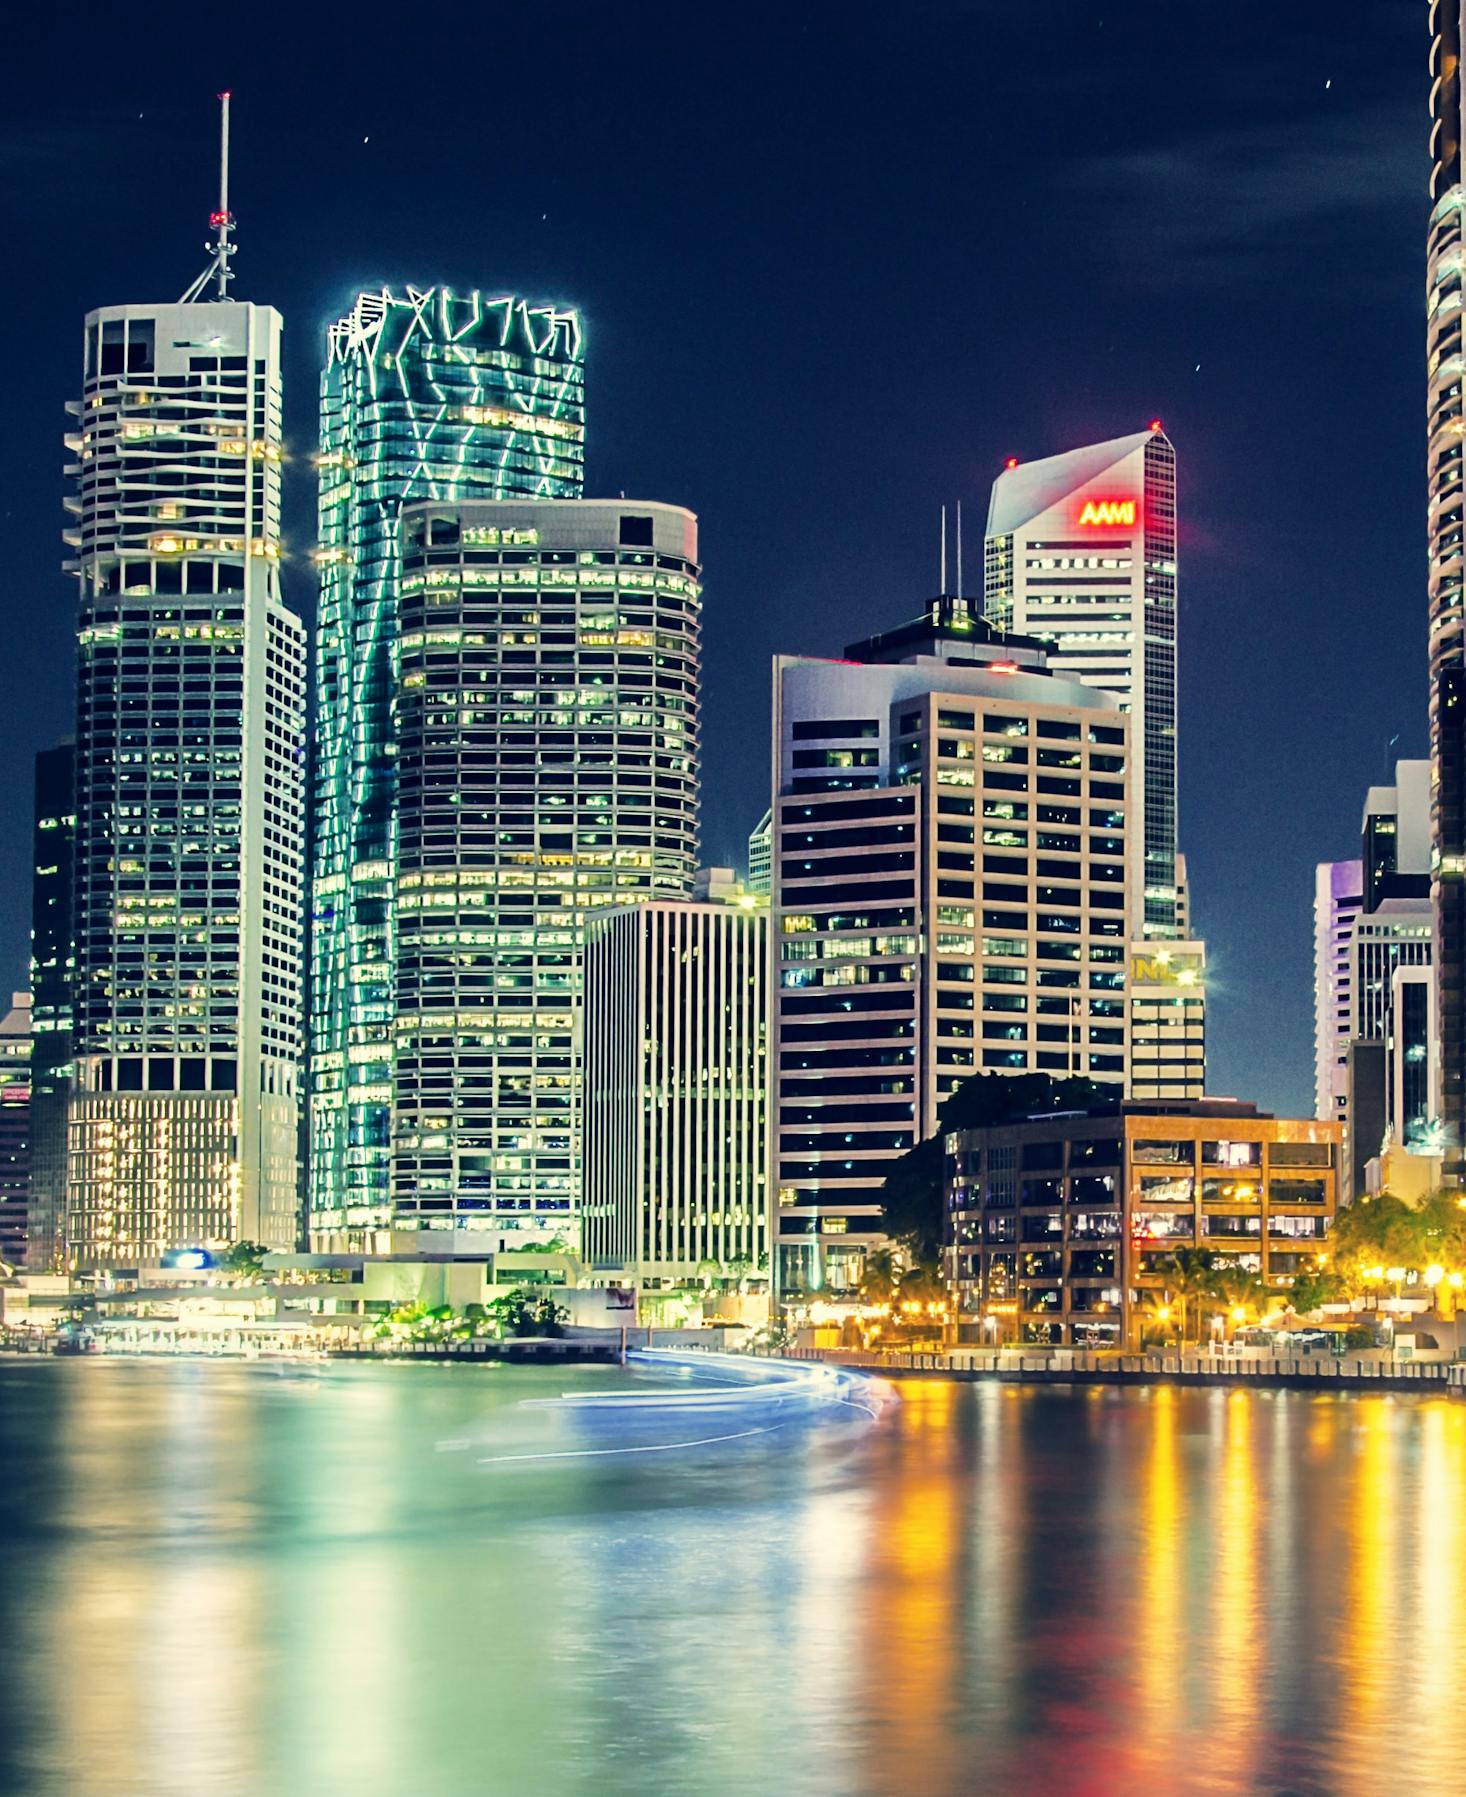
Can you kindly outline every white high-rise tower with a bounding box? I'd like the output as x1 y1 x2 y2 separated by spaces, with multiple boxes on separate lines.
984 427 1205 1100
63 97 306 1270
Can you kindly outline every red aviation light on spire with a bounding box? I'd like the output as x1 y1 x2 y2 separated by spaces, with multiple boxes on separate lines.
1077 498 1137 528
1149 418 1163 433
1005 456 1019 469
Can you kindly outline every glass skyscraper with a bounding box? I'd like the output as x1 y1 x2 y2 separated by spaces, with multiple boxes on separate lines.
1428 4 1466 1174
64 298 306 1269
309 288 586 1240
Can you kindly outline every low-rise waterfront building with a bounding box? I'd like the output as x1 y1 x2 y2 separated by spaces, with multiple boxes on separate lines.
945 1098 1340 1347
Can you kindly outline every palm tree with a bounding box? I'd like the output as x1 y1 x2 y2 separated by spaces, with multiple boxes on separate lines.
1208 1266 1266 1337
860 1247 900 1306
1157 1247 1217 1346
897 1255 944 1305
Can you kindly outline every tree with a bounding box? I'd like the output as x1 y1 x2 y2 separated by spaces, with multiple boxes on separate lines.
859 1247 901 1305
488 1290 537 1337
1208 1266 1266 1334
898 1255 945 1306
533 1293 569 1337
221 1241 269 1284
879 1072 1111 1258
880 1137 946 1261
1287 1266 1348 1318
1329 1194 1426 1289
488 1289 568 1338
1155 1248 1217 1345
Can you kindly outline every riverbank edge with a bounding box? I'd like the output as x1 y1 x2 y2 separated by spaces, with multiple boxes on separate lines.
784 1346 1466 1395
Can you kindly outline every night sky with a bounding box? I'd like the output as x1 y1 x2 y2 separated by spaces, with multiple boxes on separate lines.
0 1 1428 1117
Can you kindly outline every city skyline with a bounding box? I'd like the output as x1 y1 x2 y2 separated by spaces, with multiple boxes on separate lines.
0 3 1433 1121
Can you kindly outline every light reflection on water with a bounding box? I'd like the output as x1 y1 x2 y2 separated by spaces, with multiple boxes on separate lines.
3 1361 1466 1796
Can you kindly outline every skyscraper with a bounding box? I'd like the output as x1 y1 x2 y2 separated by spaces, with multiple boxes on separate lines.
583 893 768 1283
0 995 31 1270
1428 6 1466 1173
771 596 1132 1296
310 287 585 1233
27 741 74 1271
1314 859 1363 1125
747 808 772 896
1314 763 1434 1198
984 426 1179 936
63 104 306 1270
312 498 699 1248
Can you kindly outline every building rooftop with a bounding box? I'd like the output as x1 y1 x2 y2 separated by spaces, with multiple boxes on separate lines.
844 595 1048 667
986 428 1163 538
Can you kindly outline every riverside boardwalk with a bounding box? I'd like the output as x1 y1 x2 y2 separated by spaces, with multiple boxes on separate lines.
787 1345 1466 1395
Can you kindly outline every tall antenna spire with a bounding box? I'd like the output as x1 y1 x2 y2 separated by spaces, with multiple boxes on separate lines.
940 505 948 593
179 92 238 304
956 500 964 601
212 91 234 299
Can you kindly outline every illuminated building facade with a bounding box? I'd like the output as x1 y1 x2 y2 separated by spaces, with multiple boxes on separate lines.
747 808 772 896
772 597 1132 1297
1314 858 1364 1124
1314 763 1434 1197
1127 941 1206 1100
945 1100 1340 1348
0 995 32 1269
358 499 700 1248
1428 5 1466 1175
984 427 1180 938
582 895 768 1282
64 297 305 1271
310 288 585 1238
27 741 75 1269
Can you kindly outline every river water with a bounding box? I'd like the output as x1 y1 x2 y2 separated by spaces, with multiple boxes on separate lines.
2 1359 1464 1797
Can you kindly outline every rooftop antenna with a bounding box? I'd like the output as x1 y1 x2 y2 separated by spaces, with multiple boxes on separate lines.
956 500 964 602
180 92 237 304
940 505 948 594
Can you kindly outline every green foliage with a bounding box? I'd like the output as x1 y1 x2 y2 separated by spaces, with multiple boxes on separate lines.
1154 1248 1218 1343
488 1289 569 1339
897 1255 944 1305
221 1241 270 1283
1328 1191 1466 1295
1287 1268 1349 1316
879 1137 946 1260
879 1072 1112 1258
372 1300 467 1343
859 1247 900 1304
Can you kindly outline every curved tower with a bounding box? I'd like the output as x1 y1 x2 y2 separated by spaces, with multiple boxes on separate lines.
1428 2 1466 1174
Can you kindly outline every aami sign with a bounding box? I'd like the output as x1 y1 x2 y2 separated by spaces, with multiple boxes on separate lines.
1076 498 1136 527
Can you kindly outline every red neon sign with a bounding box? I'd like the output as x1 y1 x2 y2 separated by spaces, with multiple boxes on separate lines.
1077 498 1136 527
